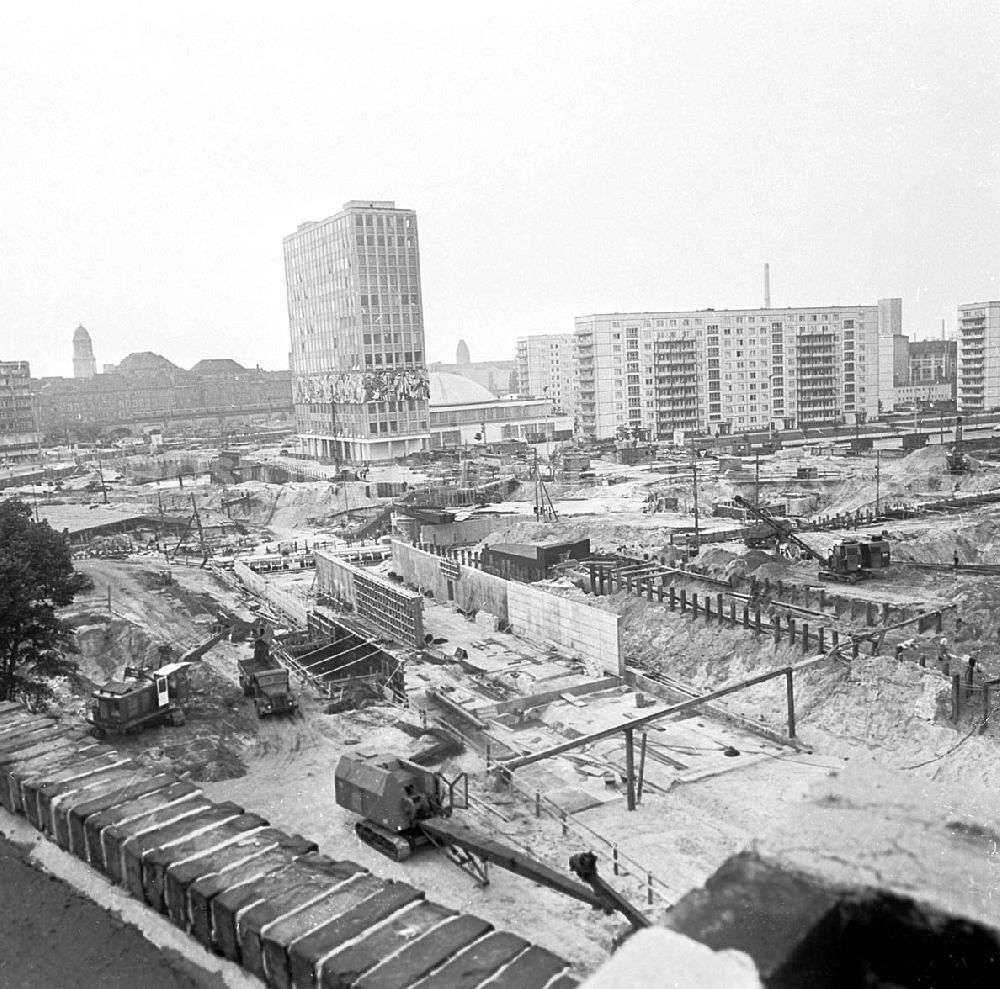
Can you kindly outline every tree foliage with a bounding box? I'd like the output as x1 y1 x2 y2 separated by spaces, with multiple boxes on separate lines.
0 500 90 705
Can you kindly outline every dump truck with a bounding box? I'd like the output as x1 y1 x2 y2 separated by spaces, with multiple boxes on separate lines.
88 661 191 739
238 638 297 718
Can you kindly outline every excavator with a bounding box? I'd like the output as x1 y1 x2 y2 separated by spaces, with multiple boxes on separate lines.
334 754 649 932
733 496 890 584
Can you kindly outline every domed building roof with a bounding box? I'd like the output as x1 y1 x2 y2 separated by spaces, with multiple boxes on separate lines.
190 358 247 375
117 351 181 375
429 372 497 407
73 324 91 340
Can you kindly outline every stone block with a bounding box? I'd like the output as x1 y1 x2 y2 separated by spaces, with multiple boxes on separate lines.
281 874 401 989
97 793 211 880
64 773 176 858
83 781 200 869
352 915 493 989
0 742 99 813
250 876 417 984
166 828 316 930
45 764 144 843
473 944 570 989
214 856 364 964
414 931 530 989
188 849 306 951
121 801 247 903
316 900 454 989
26 754 130 830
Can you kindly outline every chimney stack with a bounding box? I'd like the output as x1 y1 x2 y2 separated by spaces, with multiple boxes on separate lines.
764 263 771 309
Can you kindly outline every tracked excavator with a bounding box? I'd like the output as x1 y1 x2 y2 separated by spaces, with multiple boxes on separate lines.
733 496 890 584
335 754 649 931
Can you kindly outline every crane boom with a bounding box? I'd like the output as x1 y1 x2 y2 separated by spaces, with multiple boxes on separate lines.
732 496 823 562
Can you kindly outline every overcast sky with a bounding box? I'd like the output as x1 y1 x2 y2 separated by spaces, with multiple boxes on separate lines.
2 2 997 377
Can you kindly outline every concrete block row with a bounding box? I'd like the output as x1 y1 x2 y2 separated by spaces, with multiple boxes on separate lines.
0 707 577 989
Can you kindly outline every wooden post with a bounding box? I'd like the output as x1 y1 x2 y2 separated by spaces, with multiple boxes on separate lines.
613 845 619 876
935 611 943 634
691 592 699 618
786 669 796 738
743 606 750 629
984 684 992 727
637 732 648 804
802 623 810 653
625 728 636 811
730 601 737 626
831 629 839 647
951 673 961 724
774 615 781 646
657 585 665 603
535 791 541 817
818 627 826 652
589 563 598 596
669 586 676 611
680 589 687 613
754 608 761 634
717 593 724 624
788 618 796 644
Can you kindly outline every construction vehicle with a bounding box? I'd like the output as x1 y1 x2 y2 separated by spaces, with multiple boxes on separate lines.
947 416 968 473
238 634 297 718
733 496 890 584
334 754 647 929
88 661 191 739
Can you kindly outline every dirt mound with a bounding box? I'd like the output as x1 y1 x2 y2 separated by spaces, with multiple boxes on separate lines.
73 618 165 683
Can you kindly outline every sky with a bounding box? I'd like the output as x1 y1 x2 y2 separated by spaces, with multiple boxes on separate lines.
2 1 998 377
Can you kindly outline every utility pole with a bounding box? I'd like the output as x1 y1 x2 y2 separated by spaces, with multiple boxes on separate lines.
691 437 700 553
875 450 881 516
754 453 760 507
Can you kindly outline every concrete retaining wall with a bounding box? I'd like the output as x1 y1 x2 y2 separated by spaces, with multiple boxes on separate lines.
391 540 510 621
420 515 508 547
316 550 424 648
232 561 309 627
507 583 623 677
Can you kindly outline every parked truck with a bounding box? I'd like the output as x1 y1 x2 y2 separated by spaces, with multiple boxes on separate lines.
88 661 191 739
238 638 297 718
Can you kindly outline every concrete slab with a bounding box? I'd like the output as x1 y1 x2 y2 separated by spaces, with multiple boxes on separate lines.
166 829 317 930
353 915 493 989
316 900 455 989
260 879 420 989
83 781 200 869
413 931 530 989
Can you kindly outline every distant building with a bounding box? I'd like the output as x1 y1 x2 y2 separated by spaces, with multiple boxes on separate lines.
957 301 1000 413
35 353 291 438
72 325 97 379
909 340 957 386
515 334 576 416
575 301 900 440
428 372 572 448
428 339 518 399
0 360 40 463
284 201 430 463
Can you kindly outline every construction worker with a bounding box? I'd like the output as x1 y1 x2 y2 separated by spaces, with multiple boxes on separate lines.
937 638 950 677
953 549 960 568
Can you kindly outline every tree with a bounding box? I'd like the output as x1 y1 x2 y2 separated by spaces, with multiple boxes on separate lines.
0 500 90 706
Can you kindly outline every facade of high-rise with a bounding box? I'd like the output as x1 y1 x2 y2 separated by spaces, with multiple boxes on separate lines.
957 301 1000 413
574 301 900 440
0 360 40 463
284 200 430 463
515 334 577 416
72 324 97 379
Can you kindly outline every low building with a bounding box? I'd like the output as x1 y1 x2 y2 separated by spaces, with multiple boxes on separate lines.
0 360 40 463
428 372 572 448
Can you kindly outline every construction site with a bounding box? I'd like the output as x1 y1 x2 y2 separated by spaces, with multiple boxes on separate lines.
3 432 1000 988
